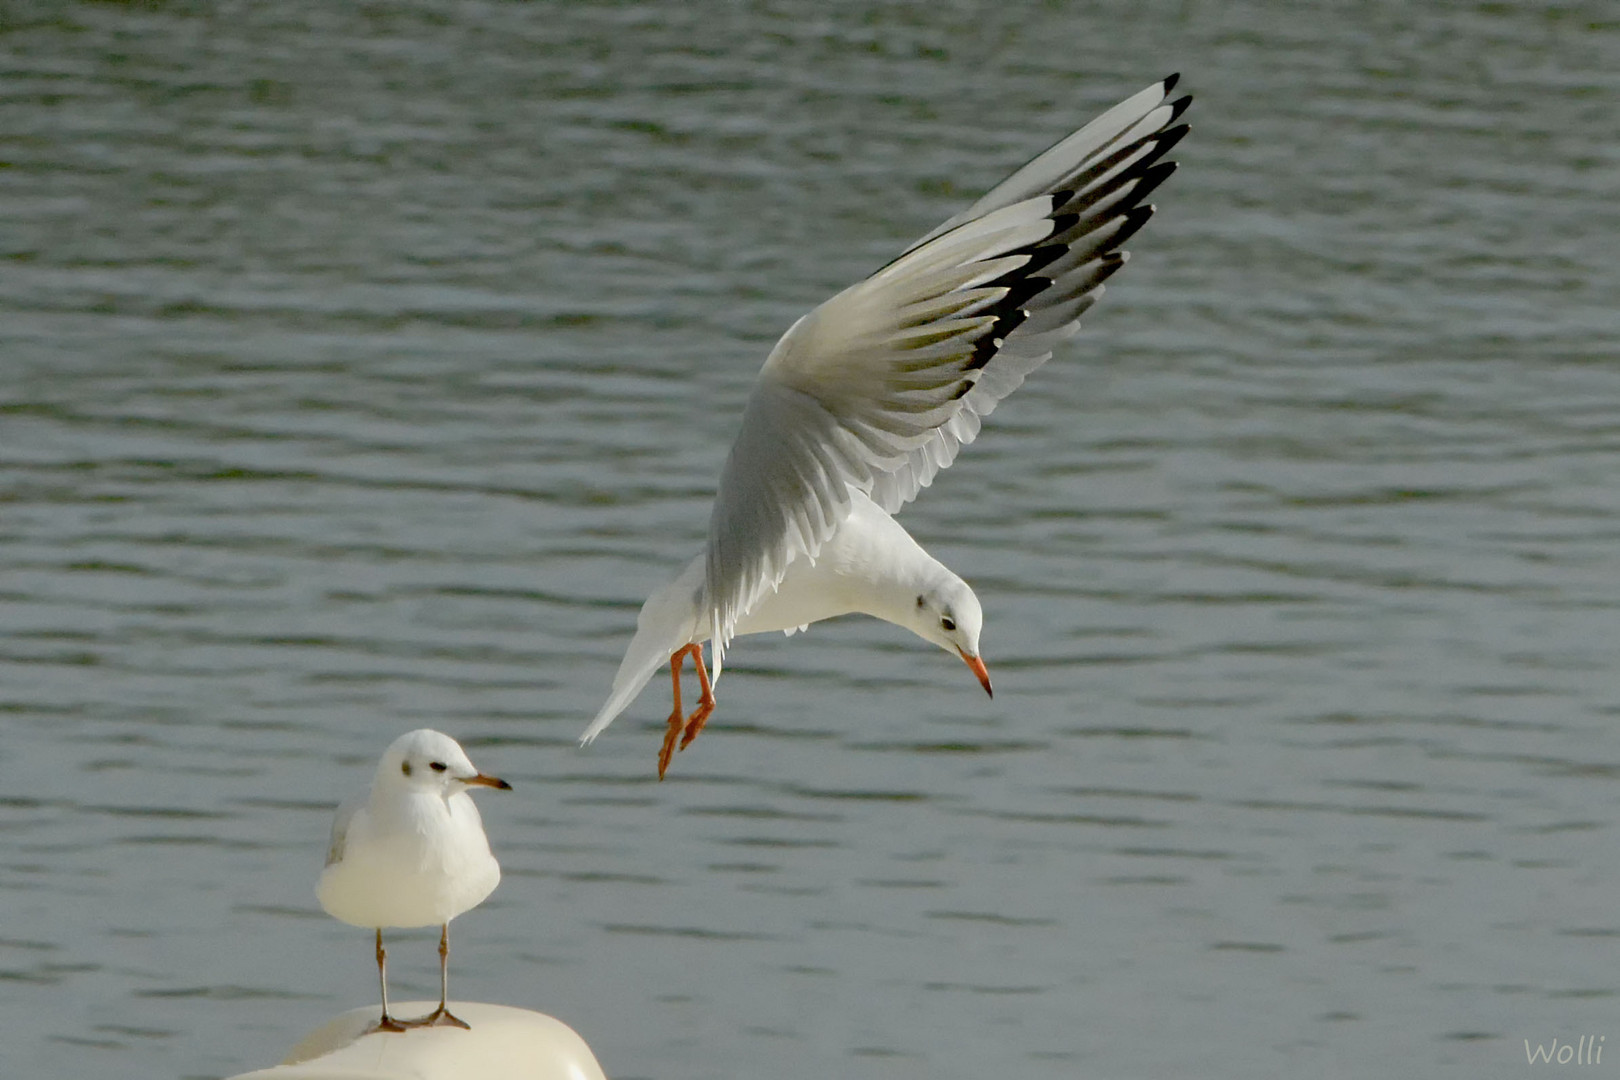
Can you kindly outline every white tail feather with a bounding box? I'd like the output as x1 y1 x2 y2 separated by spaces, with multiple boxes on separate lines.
579 555 706 745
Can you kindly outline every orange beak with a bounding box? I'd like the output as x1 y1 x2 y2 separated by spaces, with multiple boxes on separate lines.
464 773 512 791
958 649 993 698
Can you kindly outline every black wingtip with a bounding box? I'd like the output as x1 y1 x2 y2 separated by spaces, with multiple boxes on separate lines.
1163 72 1181 94
1120 159 1179 210
1104 202 1158 254
1157 123 1192 159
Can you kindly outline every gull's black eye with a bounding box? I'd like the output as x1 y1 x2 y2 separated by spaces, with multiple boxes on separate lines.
429 761 448 773
916 595 926 609
940 616 956 632
401 762 412 777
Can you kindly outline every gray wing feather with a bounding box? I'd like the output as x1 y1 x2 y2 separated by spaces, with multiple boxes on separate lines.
869 76 1190 512
904 75 1186 251
324 799 361 867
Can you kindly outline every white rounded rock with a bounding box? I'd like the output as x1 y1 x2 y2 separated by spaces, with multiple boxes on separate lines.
226 1003 607 1080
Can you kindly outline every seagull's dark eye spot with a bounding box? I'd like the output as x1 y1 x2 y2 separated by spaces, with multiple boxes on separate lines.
429 761 448 773
916 595 926 609
401 762 412 777
940 616 957 632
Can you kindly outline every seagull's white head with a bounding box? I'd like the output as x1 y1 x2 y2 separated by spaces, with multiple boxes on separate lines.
374 728 512 798
907 576 992 698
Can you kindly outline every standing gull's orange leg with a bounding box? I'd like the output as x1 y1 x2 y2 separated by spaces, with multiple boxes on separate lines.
364 928 407 1034
406 923 471 1029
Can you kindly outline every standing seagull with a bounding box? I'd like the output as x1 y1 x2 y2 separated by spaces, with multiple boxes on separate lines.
583 76 1191 778
317 729 512 1033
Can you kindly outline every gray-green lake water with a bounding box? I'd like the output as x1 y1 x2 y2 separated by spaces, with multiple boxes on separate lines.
3 2 1617 1077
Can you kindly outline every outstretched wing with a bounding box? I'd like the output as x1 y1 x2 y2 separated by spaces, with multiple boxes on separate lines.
701 75 1191 669
869 77 1190 511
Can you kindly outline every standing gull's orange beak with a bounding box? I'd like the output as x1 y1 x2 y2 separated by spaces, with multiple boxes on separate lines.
957 649 993 699
464 773 512 791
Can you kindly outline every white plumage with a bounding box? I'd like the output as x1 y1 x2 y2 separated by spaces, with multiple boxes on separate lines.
584 76 1191 777
317 728 511 1031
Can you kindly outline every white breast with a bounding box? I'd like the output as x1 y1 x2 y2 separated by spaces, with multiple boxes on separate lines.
316 790 501 930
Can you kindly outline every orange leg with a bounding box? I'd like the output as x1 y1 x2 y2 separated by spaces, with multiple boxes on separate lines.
678 645 716 751
363 928 408 1035
657 647 689 780
657 643 719 778
403 923 470 1029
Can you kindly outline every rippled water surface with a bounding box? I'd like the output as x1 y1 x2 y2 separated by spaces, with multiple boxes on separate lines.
4 3 1618 1078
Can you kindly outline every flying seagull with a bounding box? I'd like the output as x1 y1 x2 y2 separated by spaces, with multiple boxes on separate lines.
583 76 1190 777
